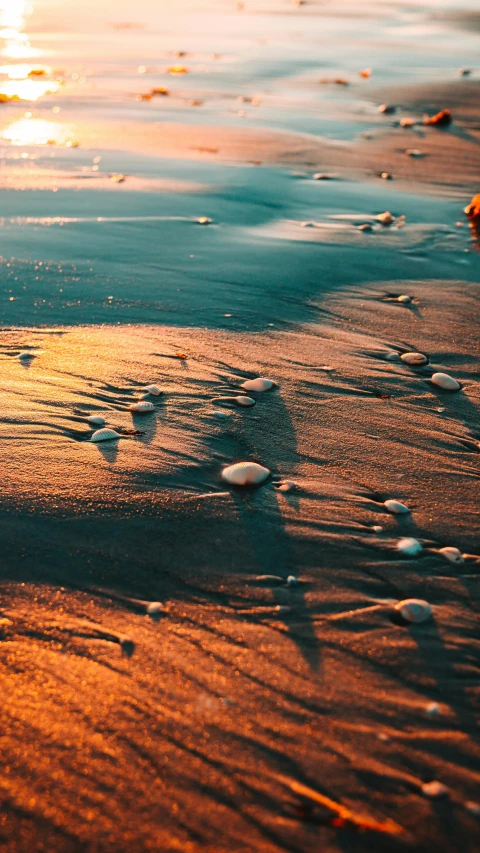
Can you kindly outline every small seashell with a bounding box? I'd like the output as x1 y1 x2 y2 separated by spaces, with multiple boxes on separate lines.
379 104 396 114
241 377 274 392
286 575 298 586
377 211 394 225
425 702 440 716
395 598 431 623
91 428 122 442
129 401 155 413
358 223 372 232
119 636 135 657
275 605 292 614
400 117 415 127
385 352 399 361
466 801 480 816
234 396 255 407
421 781 448 799
384 499 410 514
197 216 212 225
380 172 392 180
400 352 428 366
146 602 164 620
397 537 422 556
372 525 383 533
213 410 228 419
438 546 464 565
275 480 296 493
377 732 389 741
313 172 334 180
222 461 270 486
405 148 425 158
18 351 36 360
431 372 461 392
87 415 105 425
436 407 445 413
397 294 411 304
143 384 162 396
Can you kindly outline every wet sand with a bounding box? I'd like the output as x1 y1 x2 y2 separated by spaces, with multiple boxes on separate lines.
0 1 479 851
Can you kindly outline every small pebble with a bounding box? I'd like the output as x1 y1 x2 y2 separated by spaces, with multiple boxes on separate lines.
313 173 334 180
379 104 396 114
395 598 431 623
358 223 372 232
385 352 399 361
241 377 274 392
422 781 449 799
372 525 383 533
197 216 212 225
120 636 135 657
377 211 394 225
397 294 411 304
222 461 270 486
275 480 296 492
397 537 422 556
431 373 461 392
425 702 440 716
438 546 464 565
286 575 299 586
235 396 255 407
405 149 425 158
384 499 410 515
213 410 228 419
466 801 480 816
400 352 428 366
18 351 36 360
146 602 164 620
380 172 392 180
400 117 415 127
437 407 445 413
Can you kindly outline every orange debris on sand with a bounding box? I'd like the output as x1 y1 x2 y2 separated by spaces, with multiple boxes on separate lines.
465 194 480 220
277 775 404 836
424 108 451 126
175 352 187 359
151 87 169 96
168 65 188 74
359 68 371 78
28 69 47 77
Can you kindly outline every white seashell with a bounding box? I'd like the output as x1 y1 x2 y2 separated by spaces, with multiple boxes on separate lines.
397 537 422 556
397 294 411 304
372 525 383 533
405 149 425 158
286 575 298 586
400 352 428 366
466 801 480 816
129 401 155 413
395 598 431 623
431 372 461 391
87 415 105 425
384 499 410 514
437 407 445 413
385 352 399 361
91 428 122 442
18 351 36 360
143 384 162 396
146 602 164 620
213 410 228 419
421 781 448 799
234 396 255 407
197 216 212 225
275 480 296 493
377 211 393 225
425 702 440 716
222 461 270 486
438 546 464 565
241 378 274 392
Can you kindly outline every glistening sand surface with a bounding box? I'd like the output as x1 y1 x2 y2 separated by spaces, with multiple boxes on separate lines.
0 1 479 851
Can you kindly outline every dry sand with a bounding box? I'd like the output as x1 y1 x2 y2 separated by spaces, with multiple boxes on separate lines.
0 1 479 851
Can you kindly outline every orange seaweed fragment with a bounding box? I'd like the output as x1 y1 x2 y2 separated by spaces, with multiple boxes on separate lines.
464 194 480 220
276 775 404 836
424 108 451 126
